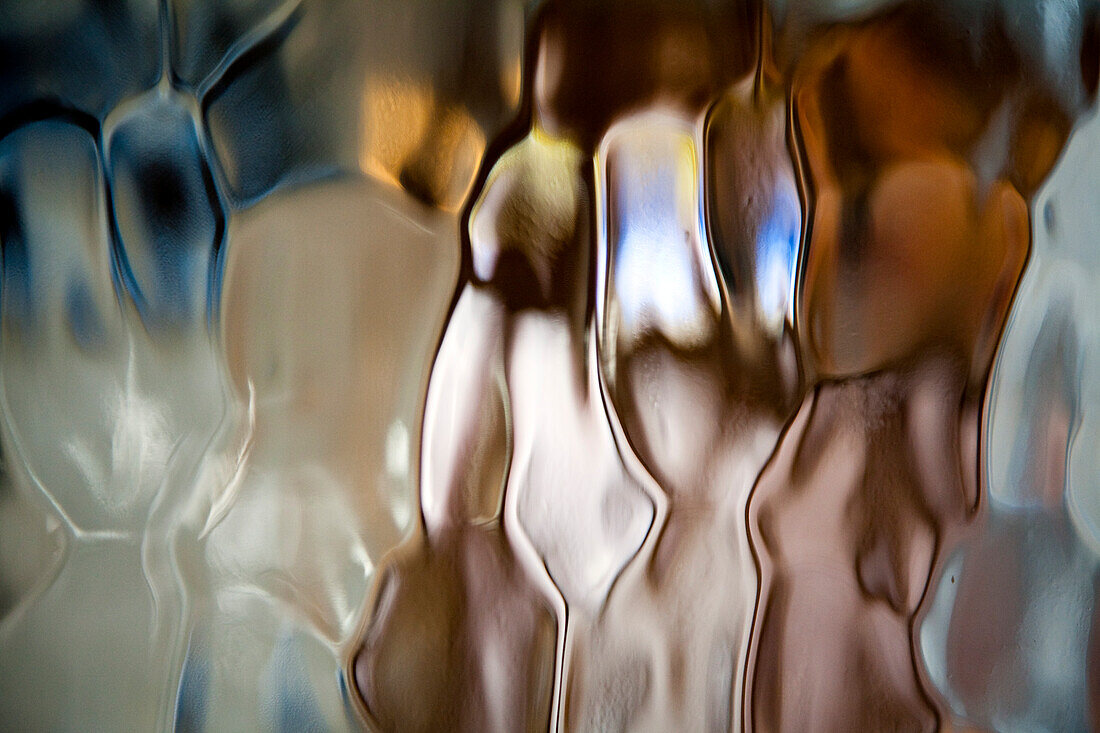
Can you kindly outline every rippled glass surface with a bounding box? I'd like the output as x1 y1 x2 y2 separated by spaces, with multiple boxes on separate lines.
1 0 1098 730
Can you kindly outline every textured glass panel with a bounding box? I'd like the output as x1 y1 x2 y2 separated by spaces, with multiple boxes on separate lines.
1 0 1098 731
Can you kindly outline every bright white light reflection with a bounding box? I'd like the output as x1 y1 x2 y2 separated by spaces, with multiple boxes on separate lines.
384 421 408 480
603 112 719 347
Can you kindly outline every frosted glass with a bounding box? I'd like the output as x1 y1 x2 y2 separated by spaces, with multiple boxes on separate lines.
1 0 1098 730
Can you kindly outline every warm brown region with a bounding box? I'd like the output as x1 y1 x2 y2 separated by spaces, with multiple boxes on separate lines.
533 0 757 149
347 1 1095 731
354 528 557 731
746 3 1085 731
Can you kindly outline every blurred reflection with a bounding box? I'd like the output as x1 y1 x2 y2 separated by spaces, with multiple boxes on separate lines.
2 0 1099 730
350 90 598 727
921 92 1100 732
578 71 801 726
355 0 525 211
745 2 1089 731
533 0 756 148
706 75 800 341
0 115 235 730
602 112 720 348
358 77 487 213
107 88 223 328
1 0 464 728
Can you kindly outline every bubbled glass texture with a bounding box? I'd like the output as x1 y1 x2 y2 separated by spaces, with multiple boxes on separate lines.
0 0 1098 731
